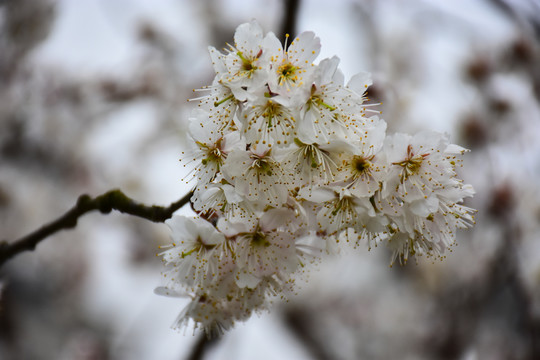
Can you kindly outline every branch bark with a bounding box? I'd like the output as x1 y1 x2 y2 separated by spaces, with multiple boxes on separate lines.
0 189 193 268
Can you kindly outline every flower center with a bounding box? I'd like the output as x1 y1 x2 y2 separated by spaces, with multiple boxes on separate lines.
392 145 428 183
352 155 372 174
236 51 259 76
278 62 298 85
198 138 225 168
331 195 355 218
181 236 217 258
251 231 271 247
262 100 280 128
250 153 273 176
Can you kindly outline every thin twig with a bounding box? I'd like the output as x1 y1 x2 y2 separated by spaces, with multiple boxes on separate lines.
0 189 193 268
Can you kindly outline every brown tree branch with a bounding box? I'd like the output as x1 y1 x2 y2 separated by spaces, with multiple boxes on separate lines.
0 189 193 268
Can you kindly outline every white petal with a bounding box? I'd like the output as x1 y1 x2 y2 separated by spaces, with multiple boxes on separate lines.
409 196 439 217
234 20 264 56
208 46 227 75
316 56 341 85
445 143 469 155
235 269 261 289
347 72 373 95
298 186 335 203
154 286 189 298
288 31 320 64
259 208 296 232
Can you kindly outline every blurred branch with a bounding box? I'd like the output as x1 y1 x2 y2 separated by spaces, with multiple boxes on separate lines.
282 305 333 360
279 0 301 42
427 185 540 358
488 0 540 39
185 333 219 360
0 189 193 268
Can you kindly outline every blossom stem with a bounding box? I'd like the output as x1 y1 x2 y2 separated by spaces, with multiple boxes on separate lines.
0 189 194 268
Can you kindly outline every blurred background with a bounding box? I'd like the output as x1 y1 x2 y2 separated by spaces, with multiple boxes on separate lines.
1 0 540 359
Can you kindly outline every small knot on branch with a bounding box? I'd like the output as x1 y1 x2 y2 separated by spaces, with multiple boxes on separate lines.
76 194 93 209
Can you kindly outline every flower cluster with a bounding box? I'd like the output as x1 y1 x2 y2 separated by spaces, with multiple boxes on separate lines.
156 20 476 336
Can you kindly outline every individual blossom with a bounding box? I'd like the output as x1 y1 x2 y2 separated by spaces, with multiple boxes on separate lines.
282 134 344 189
386 198 475 265
168 271 255 337
183 112 244 189
297 56 378 142
240 90 297 146
335 119 388 198
296 56 348 141
216 20 270 100
192 182 256 224
266 30 321 96
394 186 476 253
383 131 464 205
222 208 304 289
340 71 379 122
175 293 236 337
300 186 374 237
222 143 290 207
192 82 239 131
158 216 234 294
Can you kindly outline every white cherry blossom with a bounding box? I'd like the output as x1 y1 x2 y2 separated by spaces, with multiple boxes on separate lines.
219 20 270 100
222 144 290 207
156 20 476 335
228 208 303 288
159 216 234 293
183 112 245 190
266 31 321 96
335 119 388 198
240 91 297 146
